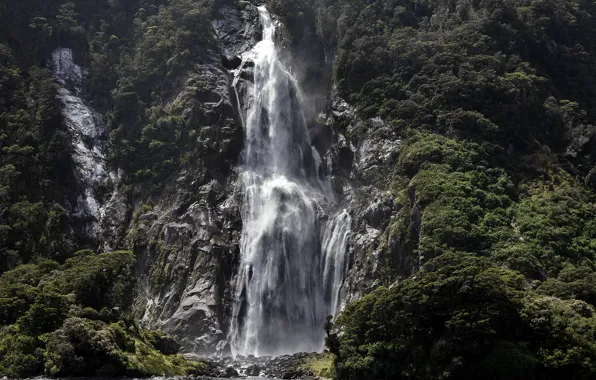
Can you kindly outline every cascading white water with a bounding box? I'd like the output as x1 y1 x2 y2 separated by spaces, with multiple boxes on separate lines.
321 210 352 316
229 7 352 357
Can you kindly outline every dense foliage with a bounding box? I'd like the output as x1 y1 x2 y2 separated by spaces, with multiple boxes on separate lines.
0 1 223 376
0 0 152 271
0 0 218 273
0 250 206 378
334 252 596 379
2 0 217 183
0 42 76 272
301 0 596 378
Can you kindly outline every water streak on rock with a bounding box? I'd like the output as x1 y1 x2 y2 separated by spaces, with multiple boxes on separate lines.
51 48 108 238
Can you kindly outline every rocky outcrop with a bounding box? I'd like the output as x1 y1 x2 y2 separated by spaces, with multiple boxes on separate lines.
212 3 260 63
321 92 413 308
126 3 260 356
201 352 331 379
134 178 241 355
51 48 111 240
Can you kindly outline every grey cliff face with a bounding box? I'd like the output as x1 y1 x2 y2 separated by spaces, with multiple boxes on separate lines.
322 94 407 307
127 4 261 355
51 48 111 242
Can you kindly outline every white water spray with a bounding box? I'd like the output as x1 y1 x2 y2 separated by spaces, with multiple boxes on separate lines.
229 7 351 357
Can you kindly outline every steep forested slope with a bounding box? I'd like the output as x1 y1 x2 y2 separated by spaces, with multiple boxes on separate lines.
0 250 208 377
297 0 596 378
0 0 220 376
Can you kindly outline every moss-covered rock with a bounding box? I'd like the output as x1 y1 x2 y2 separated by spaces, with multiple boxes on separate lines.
299 353 335 379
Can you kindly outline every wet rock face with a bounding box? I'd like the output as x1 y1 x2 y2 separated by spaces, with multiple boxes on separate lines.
245 364 262 376
221 54 242 70
134 176 242 355
212 4 260 58
51 48 111 241
322 93 407 308
128 2 261 356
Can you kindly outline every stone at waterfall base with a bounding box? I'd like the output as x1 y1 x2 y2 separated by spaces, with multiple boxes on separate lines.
183 352 333 380
183 352 333 379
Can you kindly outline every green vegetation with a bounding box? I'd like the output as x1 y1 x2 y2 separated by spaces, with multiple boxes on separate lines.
0 42 75 272
298 0 596 378
102 0 217 185
0 1 222 374
333 253 596 379
0 251 206 378
0 0 218 273
300 353 335 379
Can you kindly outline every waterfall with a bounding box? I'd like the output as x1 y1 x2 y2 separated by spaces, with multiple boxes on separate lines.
229 7 352 358
321 210 352 316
